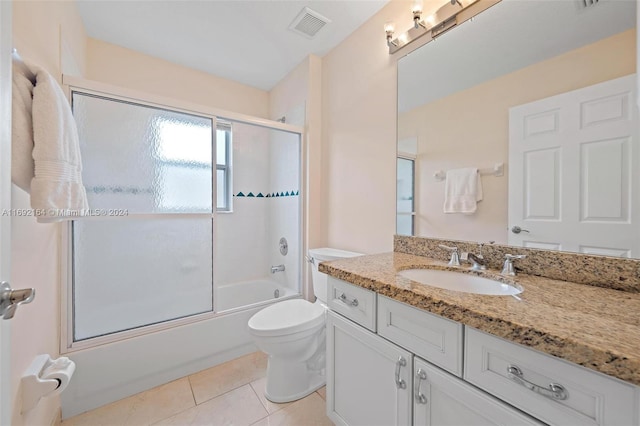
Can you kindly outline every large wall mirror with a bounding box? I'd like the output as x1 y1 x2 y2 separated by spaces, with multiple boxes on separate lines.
397 0 639 258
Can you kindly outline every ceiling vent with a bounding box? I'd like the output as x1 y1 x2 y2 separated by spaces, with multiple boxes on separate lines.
581 0 600 8
289 7 331 39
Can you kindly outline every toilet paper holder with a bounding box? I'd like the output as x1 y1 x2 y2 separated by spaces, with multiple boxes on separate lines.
21 354 76 413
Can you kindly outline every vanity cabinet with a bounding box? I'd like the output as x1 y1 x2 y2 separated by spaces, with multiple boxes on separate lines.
327 311 412 426
326 279 539 426
326 277 639 426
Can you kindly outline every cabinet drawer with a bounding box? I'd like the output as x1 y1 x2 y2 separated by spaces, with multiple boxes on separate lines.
377 296 463 377
464 328 639 426
327 277 376 331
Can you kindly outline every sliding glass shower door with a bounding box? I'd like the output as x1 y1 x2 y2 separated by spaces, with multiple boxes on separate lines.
71 92 214 341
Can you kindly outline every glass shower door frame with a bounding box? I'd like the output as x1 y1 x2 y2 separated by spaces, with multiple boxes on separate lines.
59 76 305 353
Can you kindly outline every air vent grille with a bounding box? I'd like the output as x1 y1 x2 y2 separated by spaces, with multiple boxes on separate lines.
289 7 331 39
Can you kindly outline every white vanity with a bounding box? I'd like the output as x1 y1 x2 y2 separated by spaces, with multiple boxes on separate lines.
324 274 640 426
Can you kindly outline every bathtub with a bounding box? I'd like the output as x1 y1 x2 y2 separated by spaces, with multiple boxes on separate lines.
216 279 297 312
62 279 300 418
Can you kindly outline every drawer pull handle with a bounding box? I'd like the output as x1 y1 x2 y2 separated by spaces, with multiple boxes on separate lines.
339 293 359 307
395 357 407 389
507 365 568 401
414 368 427 404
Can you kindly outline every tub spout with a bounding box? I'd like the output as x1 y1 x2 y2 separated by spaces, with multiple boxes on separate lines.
271 264 285 274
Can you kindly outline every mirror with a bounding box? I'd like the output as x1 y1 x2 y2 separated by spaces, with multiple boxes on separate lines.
397 0 638 257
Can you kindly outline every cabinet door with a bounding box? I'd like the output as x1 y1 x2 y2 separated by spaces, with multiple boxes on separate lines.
327 311 412 426
413 358 541 426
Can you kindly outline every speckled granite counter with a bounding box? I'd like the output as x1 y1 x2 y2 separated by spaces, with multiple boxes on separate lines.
319 252 640 387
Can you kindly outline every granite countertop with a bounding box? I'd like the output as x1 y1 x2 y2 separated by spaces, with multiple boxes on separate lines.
319 252 640 387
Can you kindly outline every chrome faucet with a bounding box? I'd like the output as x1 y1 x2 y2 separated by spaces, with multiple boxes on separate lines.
439 245 460 266
467 253 487 271
501 254 526 276
271 264 286 274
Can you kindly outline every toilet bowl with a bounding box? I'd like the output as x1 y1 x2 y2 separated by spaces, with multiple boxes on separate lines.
247 247 362 403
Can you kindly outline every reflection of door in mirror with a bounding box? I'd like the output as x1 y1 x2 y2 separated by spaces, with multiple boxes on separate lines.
397 0 637 257
508 74 639 258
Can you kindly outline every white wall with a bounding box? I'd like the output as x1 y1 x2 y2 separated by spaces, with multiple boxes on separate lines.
321 0 410 254
86 38 269 119
11 1 87 424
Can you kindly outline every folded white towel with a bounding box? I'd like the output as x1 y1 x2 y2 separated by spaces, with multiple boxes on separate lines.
11 63 35 192
20 62 89 221
443 168 483 214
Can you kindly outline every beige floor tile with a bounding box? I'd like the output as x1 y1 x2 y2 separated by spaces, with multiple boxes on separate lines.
250 393 332 426
189 352 268 404
62 378 195 426
316 387 326 401
249 377 293 414
154 384 268 426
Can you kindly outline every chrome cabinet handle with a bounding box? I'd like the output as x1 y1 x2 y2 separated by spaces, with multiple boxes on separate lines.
511 226 530 234
414 368 427 404
339 293 358 307
395 357 407 389
0 281 36 320
507 365 568 401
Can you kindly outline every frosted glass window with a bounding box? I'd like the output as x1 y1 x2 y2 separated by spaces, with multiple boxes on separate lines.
73 218 213 340
217 169 227 210
216 124 231 211
72 92 213 213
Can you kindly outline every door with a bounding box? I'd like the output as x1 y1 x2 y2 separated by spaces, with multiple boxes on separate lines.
326 311 412 426
413 358 541 425
509 74 639 257
0 1 12 424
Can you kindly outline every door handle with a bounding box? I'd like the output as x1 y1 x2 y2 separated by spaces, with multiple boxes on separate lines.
0 281 36 320
414 368 428 404
511 226 530 234
395 356 407 389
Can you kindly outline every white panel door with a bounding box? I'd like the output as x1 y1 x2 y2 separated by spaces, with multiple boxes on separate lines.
509 74 639 257
326 311 412 426
413 358 541 425
0 1 12 424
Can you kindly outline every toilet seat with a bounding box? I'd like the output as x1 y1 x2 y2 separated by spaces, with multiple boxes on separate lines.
248 299 325 337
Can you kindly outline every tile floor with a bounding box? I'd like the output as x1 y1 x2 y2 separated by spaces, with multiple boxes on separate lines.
60 352 333 426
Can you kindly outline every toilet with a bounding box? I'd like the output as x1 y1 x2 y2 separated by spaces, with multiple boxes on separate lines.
247 247 362 403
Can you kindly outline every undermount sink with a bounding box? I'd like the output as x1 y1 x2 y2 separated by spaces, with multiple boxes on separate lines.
398 268 523 296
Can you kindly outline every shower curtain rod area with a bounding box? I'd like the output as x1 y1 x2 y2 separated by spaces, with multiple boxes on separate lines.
12 48 36 85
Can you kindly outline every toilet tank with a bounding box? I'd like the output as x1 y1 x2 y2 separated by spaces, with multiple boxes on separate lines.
308 248 363 303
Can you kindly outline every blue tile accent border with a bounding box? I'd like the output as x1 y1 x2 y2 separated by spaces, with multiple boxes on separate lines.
234 190 299 198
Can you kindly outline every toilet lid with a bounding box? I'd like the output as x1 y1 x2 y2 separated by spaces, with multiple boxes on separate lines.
248 299 325 337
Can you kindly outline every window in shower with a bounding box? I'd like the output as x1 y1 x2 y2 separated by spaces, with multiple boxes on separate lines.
216 122 232 211
70 92 215 341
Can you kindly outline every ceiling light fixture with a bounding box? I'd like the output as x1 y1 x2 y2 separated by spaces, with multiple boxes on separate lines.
385 0 479 54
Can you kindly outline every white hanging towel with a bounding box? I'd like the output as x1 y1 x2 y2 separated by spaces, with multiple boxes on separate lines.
443 168 483 214
11 62 35 192
13 60 89 222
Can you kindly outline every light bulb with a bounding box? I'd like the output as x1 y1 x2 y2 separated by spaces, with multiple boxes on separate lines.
412 0 423 14
384 22 395 34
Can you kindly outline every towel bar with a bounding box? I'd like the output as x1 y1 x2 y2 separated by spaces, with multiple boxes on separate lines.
434 163 504 182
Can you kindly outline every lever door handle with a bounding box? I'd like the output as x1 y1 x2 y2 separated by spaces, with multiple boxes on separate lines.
511 226 530 234
0 281 36 320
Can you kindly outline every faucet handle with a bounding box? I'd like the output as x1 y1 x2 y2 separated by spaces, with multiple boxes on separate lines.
439 245 460 266
504 254 526 260
502 254 526 276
